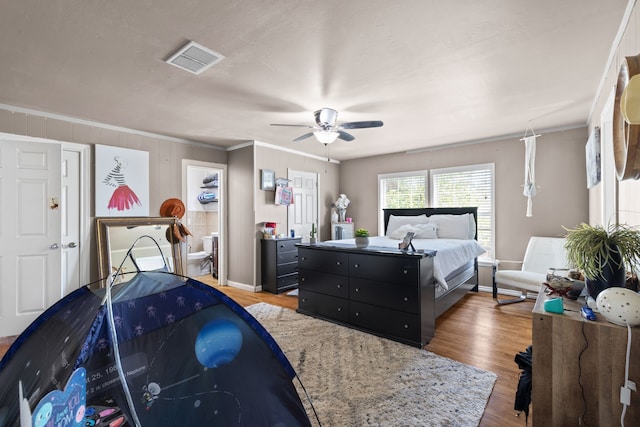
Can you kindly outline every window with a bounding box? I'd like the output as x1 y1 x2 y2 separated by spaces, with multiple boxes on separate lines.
377 165 495 260
378 171 427 234
430 164 494 258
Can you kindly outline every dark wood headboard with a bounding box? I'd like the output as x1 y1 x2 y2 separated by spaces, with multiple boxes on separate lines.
383 207 478 239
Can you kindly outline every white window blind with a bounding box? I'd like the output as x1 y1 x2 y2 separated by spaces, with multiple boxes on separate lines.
430 164 494 258
379 171 427 209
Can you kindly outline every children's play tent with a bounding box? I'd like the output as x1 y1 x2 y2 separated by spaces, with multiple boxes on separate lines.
0 271 311 426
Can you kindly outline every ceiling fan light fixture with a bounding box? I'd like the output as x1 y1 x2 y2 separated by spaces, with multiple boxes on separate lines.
313 130 339 144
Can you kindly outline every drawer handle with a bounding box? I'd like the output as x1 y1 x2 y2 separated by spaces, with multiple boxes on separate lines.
336 261 341 266
337 284 342 289
302 298 307 302
337 307 342 312
403 297 408 301
355 312 359 316
355 288 359 292
301 277 305 282
301 256 307 261
403 324 409 329
354 264 360 268
403 269 408 274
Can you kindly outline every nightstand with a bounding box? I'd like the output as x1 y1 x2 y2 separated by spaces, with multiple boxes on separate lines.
261 237 301 294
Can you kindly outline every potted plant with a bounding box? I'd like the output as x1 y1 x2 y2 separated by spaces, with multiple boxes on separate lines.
355 228 370 248
309 223 317 244
563 223 640 298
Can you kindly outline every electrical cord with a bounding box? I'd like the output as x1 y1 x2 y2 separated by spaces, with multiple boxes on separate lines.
621 322 632 427
577 317 590 427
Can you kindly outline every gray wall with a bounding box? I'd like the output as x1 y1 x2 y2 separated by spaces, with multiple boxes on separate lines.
227 145 256 287
339 126 590 262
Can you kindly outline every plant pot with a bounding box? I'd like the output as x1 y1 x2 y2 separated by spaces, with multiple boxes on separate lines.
586 249 627 299
355 236 369 248
309 237 316 244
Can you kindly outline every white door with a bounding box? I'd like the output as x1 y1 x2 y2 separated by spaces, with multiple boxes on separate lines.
288 170 318 242
62 149 81 296
0 140 62 337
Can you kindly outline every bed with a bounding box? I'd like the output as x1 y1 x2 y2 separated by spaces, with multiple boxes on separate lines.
296 207 484 347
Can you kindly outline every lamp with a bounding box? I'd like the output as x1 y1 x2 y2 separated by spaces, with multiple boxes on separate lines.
313 130 339 144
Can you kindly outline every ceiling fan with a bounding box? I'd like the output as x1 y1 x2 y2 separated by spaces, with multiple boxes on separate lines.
271 108 383 144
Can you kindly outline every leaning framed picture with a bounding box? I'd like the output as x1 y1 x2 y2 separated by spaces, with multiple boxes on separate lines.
261 169 275 190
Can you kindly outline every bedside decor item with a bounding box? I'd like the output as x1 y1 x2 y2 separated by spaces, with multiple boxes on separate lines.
334 194 351 222
596 287 640 326
261 169 275 190
563 223 640 299
309 223 317 244
355 228 369 248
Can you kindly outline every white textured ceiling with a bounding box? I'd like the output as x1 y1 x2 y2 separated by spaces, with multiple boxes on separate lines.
0 0 629 160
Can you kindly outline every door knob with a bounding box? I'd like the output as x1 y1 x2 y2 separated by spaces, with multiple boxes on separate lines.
67 242 77 248
49 243 59 250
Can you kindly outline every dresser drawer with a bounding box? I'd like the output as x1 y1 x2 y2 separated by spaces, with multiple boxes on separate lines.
277 273 298 289
275 239 299 252
277 262 298 276
349 253 418 283
350 301 420 342
298 269 348 298
299 289 349 323
277 250 298 264
350 277 419 314
299 248 349 275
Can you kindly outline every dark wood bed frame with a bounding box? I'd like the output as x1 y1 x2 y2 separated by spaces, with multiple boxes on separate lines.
383 207 479 317
296 207 479 347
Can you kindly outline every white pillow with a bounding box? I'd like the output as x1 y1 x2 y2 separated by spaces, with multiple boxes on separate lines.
467 214 476 239
413 223 438 239
388 224 418 239
428 214 471 239
385 214 429 237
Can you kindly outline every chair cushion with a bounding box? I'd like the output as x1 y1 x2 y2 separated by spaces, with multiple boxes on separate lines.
495 270 546 293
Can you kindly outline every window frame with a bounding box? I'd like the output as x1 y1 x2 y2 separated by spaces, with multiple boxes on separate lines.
376 164 495 260
377 170 428 235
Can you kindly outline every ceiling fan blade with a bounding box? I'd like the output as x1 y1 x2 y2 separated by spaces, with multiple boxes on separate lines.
338 131 355 142
293 132 315 142
340 120 384 129
271 123 315 128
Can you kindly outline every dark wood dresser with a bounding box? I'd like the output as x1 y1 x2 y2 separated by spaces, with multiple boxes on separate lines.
261 237 301 294
296 243 437 347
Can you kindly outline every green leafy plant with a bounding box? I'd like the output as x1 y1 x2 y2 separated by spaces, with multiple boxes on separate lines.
563 223 640 281
355 228 369 238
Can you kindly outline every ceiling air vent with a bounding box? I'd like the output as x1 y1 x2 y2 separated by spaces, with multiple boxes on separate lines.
165 41 224 75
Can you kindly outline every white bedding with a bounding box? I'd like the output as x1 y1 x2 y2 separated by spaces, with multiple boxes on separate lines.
329 236 486 291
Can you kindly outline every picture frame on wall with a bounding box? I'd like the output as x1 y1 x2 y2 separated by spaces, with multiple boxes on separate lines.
261 169 275 190
95 144 149 216
586 126 601 189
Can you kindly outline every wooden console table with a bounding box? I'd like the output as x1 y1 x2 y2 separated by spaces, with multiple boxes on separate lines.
532 286 640 426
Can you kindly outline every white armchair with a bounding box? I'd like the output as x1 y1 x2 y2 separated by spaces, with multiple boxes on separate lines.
493 236 569 305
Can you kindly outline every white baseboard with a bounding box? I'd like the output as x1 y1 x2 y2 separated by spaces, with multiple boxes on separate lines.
225 280 261 292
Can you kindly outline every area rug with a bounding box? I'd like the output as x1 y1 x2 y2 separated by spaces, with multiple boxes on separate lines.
246 302 497 426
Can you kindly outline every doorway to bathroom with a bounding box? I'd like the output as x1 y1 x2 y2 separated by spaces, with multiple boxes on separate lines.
182 159 227 285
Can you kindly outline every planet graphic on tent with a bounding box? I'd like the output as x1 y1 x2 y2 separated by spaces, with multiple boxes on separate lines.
194 319 243 368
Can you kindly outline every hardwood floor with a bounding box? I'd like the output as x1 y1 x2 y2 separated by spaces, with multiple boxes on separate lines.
0 278 534 426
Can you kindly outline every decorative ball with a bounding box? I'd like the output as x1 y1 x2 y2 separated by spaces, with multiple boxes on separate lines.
595 287 640 327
